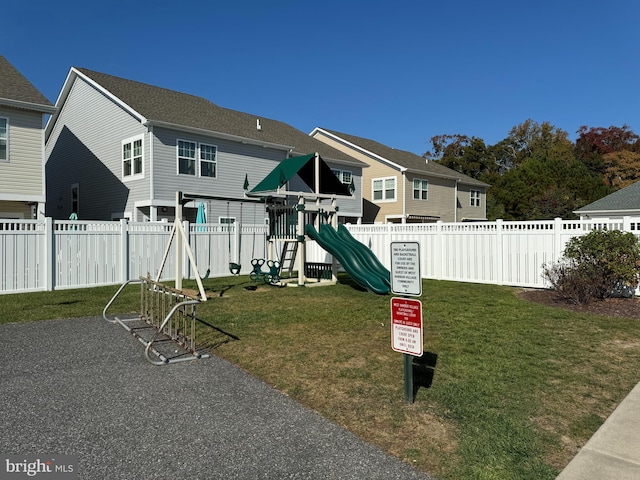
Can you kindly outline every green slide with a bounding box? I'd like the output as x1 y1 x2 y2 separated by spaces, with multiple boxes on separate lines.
305 223 390 294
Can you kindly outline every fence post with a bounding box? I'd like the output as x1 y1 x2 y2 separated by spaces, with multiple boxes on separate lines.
184 220 191 280
435 221 443 280
120 219 128 282
554 217 563 261
495 219 503 285
44 217 53 291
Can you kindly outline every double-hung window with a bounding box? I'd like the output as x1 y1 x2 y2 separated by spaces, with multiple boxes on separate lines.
122 136 143 178
178 140 197 175
200 143 217 177
331 168 352 184
0 117 8 162
178 140 218 177
470 189 481 207
372 176 396 201
413 179 428 200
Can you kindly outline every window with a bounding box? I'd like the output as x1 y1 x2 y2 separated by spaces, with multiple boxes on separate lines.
372 176 396 201
219 217 235 224
0 117 7 162
178 140 197 175
200 143 217 177
413 179 428 200
471 190 481 207
71 183 79 215
122 136 143 178
178 140 218 177
331 168 352 184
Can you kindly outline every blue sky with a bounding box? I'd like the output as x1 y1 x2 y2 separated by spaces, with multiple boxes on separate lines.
6 0 639 156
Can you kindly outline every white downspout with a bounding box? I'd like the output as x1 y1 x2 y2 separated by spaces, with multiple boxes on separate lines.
402 171 406 223
454 180 459 222
148 126 156 221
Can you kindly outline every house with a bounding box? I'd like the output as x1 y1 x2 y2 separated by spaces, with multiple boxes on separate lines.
574 181 640 219
45 68 366 223
0 56 56 219
310 128 490 223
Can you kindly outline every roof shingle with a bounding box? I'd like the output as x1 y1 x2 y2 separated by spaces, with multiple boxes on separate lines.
320 128 490 187
575 181 640 213
75 68 365 166
0 56 53 109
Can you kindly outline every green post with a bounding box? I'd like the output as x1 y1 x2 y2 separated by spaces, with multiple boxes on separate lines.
404 353 414 404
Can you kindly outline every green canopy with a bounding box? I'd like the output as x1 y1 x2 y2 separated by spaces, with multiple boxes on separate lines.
250 153 352 196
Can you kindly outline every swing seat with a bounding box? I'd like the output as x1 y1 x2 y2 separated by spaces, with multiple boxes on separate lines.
229 262 242 275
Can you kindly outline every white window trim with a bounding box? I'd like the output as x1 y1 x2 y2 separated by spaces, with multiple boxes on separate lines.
177 139 219 177
199 142 218 178
331 168 352 184
413 178 428 201
122 135 144 181
219 216 236 224
177 138 197 176
470 189 481 207
372 176 397 203
0 116 8 163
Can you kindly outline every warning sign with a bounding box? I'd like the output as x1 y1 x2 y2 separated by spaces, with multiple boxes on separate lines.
390 242 421 297
390 297 423 356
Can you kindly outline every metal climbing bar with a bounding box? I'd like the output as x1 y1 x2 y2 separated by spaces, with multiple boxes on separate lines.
103 275 209 365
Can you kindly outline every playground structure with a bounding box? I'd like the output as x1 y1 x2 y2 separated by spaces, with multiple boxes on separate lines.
249 153 391 292
103 153 390 365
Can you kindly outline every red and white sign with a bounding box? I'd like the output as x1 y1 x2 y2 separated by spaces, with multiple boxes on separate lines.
390 297 423 356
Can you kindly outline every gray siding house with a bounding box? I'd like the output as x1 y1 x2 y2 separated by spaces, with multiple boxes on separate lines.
0 56 56 219
45 68 365 223
311 128 490 223
574 181 640 219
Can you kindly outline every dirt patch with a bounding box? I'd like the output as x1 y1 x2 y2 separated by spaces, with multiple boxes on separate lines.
518 289 640 320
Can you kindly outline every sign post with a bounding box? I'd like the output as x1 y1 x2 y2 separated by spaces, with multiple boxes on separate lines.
390 242 423 403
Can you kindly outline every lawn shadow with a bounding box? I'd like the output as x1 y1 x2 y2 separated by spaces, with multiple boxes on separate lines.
413 351 438 398
196 317 240 350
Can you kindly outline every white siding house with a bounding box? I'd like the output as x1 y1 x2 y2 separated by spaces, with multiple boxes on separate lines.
0 56 56 219
45 68 366 223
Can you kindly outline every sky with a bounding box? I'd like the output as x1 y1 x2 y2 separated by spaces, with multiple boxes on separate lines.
5 0 640 156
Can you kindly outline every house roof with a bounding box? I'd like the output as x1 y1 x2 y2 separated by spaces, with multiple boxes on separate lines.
0 56 55 113
575 181 640 214
314 128 490 187
58 68 366 168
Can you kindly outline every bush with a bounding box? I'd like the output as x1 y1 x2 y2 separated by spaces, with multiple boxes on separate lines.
542 229 640 304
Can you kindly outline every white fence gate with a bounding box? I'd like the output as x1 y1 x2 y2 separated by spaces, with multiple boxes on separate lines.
1 217 639 295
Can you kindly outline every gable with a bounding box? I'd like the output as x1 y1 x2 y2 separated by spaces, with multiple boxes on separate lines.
49 68 365 171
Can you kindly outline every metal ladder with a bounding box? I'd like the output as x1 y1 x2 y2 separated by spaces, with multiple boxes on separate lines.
279 241 298 278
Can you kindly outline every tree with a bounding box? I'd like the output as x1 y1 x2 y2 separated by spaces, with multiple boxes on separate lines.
425 134 497 183
575 124 640 178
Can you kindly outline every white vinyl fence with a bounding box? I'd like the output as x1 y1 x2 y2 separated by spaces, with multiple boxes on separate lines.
1 217 639 295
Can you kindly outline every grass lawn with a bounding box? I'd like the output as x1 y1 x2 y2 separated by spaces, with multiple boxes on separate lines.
2 276 639 479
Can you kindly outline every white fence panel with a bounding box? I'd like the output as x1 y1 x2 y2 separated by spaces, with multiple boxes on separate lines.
128 222 174 281
3 216 640 294
0 220 44 293
53 220 124 289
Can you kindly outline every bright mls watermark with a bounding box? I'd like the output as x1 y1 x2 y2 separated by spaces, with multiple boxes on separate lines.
1 455 77 479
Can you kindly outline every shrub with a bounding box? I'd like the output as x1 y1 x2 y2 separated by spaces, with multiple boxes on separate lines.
542 229 640 304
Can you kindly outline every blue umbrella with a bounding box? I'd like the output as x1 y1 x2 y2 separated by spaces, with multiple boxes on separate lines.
196 202 211 278
196 202 206 231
